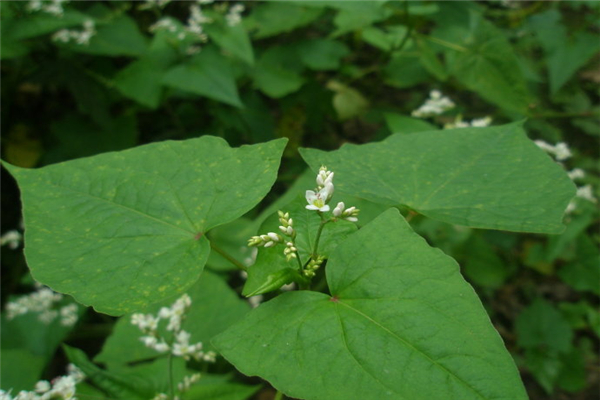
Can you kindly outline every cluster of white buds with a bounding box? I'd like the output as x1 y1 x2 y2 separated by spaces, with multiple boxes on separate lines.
52 20 96 46
283 241 298 262
278 211 295 237
1 230 22 249
306 166 335 212
332 202 359 222
444 115 492 129
5 284 79 327
248 232 282 248
149 18 178 34
0 364 84 400
304 256 325 278
27 0 68 17
225 4 245 26
412 90 456 118
534 140 572 161
131 294 216 363
177 373 202 393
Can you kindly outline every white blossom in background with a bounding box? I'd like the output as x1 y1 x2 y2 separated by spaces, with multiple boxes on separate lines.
131 293 216 364
412 90 456 118
177 373 202 393
576 185 597 203
5 284 79 327
149 18 178 33
186 4 212 40
27 0 69 17
1 230 22 249
226 4 245 26
444 115 492 129
138 0 171 10
534 140 572 161
52 20 96 46
0 364 84 400
567 168 585 180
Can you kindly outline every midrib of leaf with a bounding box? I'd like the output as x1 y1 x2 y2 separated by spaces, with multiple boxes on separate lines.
46 179 196 236
336 300 487 400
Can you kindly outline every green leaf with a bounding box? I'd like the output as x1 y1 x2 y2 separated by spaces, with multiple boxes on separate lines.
300 122 576 233
185 382 261 400
383 112 438 135
0 349 45 392
205 22 254 66
326 80 369 120
245 2 323 39
206 217 256 271
362 25 408 52
253 46 305 98
114 31 179 109
384 53 432 89
297 39 350 70
3 137 286 315
516 298 573 353
557 234 600 295
64 345 153 400
163 47 243 108
214 209 528 400
59 14 148 57
95 271 250 366
462 235 511 289
442 14 531 113
528 9 600 95
332 2 391 36
7 8 90 41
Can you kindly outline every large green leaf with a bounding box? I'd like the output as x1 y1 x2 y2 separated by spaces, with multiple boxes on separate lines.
214 209 528 400
244 2 324 39
3 137 286 315
300 122 576 233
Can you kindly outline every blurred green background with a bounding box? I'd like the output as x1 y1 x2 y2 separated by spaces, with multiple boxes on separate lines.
1 1 599 399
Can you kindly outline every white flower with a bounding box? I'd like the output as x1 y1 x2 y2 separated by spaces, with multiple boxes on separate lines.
534 140 572 161
412 90 455 118
154 341 170 353
576 185 597 203
568 168 585 180
305 183 333 212
34 381 50 394
140 335 158 348
470 116 492 127
333 202 344 217
1 230 22 249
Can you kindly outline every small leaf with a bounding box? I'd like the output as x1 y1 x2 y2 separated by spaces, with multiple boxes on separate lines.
515 298 573 354
383 112 438 135
206 22 254 66
163 47 243 108
300 122 576 233
327 80 369 120
214 209 528 400
245 2 323 39
4 137 286 315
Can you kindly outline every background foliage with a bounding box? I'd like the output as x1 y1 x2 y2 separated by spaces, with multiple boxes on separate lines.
1 1 599 399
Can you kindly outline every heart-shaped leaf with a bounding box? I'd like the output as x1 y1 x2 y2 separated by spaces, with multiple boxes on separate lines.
3 136 286 315
213 209 528 400
300 122 575 233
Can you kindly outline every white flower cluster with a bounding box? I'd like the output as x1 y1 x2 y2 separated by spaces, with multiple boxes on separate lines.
6 284 79 327
332 202 359 222
1 230 22 249
534 140 572 161
27 0 68 17
52 20 96 46
412 90 456 118
0 364 84 400
225 4 245 27
534 140 597 213
248 211 300 262
131 294 216 362
444 115 493 129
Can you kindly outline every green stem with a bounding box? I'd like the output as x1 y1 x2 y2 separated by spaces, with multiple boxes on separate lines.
210 242 247 272
312 214 328 259
421 34 468 52
393 0 413 53
167 351 175 400
274 390 284 400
